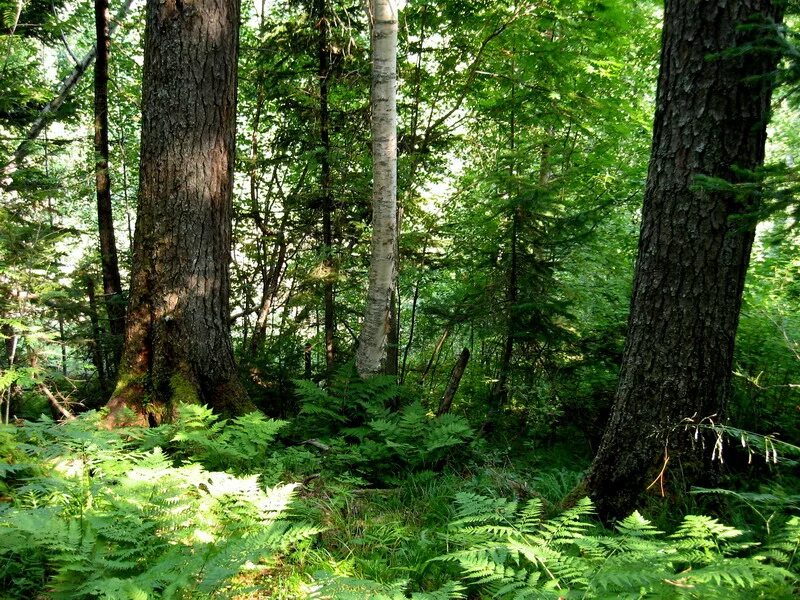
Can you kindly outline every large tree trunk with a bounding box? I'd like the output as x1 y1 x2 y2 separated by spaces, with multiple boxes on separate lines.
106 0 251 425
355 0 398 377
586 0 783 521
94 0 125 362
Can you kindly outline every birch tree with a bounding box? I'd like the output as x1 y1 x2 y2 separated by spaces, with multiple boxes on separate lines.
356 0 398 377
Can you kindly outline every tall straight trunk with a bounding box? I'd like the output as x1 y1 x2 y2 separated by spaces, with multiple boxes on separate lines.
399 235 427 383
491 69 518 406
356 0 398 377
317 0 336 371
106 0 251 425
586 0 784 521
94 0 125 359
385 287 399 377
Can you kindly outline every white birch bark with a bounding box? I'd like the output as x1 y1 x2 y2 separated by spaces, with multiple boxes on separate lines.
356 0 398 377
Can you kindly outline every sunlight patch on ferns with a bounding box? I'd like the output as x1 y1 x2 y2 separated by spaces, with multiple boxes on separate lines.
0 414 315 599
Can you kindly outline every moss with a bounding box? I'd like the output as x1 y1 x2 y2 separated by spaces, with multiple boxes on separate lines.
169 372 201 406
111 371 147 399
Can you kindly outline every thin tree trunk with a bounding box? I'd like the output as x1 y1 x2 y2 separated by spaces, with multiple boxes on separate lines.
421 328 449 383
95 0 125 361
316 0 336 372
586 0 784 521
85 276 109 394
106 0 251 425
385 287 399 377
490 65 518 407
438 347 470 416
249 212 289 356
1 0 134 175
356 0 398 377
399 235 427 383
57 315 67 376
304 342 313 378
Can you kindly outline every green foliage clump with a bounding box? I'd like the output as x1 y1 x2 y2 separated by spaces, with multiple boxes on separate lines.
135 403 288 473
293 366 474 480
438 493 798 599
0 413 316 599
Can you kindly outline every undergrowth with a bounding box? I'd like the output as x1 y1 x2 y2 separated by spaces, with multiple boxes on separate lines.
0 381 798 599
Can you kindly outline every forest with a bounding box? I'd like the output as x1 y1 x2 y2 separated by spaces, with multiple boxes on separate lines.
0 0 799 597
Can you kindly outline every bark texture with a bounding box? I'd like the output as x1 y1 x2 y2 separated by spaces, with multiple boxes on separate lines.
94 0 125 356
106 0 251 425
356 0 398 377
586 0 783 521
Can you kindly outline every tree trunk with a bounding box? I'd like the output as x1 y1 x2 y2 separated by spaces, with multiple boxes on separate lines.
249 212 289 357
84 275 109 394
385 287 399 377
94 0 125 362
399 235 427 384
106 0 252 425
316 0 336 372
421 328 449 384
438 347 470 416
356 0 398 377
490 72 518 408
586 0 784 521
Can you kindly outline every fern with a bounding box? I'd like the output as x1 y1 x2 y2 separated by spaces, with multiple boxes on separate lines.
439 493 798 599
134 403 288 473
313 574 466 599
292 365 474 481
0 415 316 599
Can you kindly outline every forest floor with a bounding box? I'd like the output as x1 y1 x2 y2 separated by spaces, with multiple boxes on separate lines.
0 399 799 598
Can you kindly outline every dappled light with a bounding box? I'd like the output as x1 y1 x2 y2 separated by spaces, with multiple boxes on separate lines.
1 0 799 597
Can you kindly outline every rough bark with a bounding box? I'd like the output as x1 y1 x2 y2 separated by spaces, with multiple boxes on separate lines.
106 0 252 425
438 347 470 416
356 0 398 377
94 0 125 359
586 0 784 521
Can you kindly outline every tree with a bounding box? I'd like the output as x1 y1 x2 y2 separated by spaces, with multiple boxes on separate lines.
106 0 252 424
586 0 785 521
355 0 398 377
94 0 125 362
